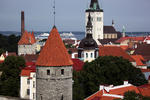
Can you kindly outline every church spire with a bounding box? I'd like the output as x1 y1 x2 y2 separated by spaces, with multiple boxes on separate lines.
86 13 93 35
90 0 100 10
112 19 114 27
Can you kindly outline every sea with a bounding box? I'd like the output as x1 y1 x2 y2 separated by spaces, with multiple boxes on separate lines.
0 31 150 40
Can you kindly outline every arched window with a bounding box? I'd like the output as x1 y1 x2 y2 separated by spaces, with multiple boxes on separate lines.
91 53 93 58
86 53 88 58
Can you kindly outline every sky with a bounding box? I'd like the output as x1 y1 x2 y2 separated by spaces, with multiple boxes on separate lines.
0 0 150 32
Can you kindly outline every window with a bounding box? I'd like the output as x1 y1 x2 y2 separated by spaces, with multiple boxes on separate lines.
40 94 43 100
91 53 93 58
61 69 64 75
86 53 88 58
27 89 30 95
47 70 50 75
33 93 35 99
36 69 39 74
91 17 93 21
61 95 63 100
33 81 35 88
81 52 84 58
97 17 101 21
27 79 30 84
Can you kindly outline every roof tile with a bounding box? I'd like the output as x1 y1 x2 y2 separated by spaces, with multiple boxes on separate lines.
36 26 73 66
18 30 36 45
99 46 135 62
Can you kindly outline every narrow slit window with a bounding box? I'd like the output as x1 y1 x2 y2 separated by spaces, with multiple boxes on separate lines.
47 70 50 75
61 69 64 75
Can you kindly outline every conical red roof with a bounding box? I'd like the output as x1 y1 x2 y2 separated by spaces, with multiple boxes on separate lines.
36 26 73 66
18 30 36 45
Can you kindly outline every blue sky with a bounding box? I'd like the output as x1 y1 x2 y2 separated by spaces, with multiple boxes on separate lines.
0 0 150 32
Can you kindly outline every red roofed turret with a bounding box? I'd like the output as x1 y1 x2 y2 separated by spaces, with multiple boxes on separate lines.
18 30 36 45
31 31 36 43
36 26 73 66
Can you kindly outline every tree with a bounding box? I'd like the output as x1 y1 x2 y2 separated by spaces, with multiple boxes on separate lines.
114 91 150 100
0 34 20 53
73 56 147 99
0 56 25 97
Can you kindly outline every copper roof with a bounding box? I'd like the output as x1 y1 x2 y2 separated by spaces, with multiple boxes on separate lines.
36 26 73 66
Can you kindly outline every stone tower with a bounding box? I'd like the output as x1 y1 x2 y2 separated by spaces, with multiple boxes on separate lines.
78 13 99 62
36 26 73 100
85 0 103 44
18 30 36 55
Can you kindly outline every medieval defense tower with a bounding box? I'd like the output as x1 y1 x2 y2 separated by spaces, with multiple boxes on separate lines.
85 0 103 44
36 26 73 100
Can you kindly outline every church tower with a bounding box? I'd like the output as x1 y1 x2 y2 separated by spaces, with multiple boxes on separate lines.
36 26 73 100
85 0 104 44
78 13 99 62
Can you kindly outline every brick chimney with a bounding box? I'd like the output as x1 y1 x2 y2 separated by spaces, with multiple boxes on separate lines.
21 11 25 36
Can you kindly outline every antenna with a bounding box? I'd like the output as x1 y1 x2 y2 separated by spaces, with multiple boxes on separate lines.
53 0 56 26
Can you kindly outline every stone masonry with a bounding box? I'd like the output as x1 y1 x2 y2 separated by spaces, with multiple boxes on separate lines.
36 66 72 100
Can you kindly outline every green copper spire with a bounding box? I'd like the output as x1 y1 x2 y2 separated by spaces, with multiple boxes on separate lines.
90 0 100 10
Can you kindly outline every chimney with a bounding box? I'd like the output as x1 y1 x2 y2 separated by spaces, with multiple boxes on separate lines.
21 11 25 36
5 51 8 56
99 85 104 91
124 80 128 85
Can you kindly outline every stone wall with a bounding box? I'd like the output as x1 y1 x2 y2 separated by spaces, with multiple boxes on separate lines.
0 95 28 100
36 66 72 100
18 44 36 55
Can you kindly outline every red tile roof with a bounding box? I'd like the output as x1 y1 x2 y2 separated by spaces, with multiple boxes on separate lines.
99 46 135 62
21 54 39 62
131 55 146 66
141 69 150 72
20 69 32 76
138 84 150 97
116 37 145 43
18 30 36 45
120 45 128 51
107 85 140 95
86 84 140 100
36 26 73 66
72 59 84 71
2 52 16 58
31 31 36 43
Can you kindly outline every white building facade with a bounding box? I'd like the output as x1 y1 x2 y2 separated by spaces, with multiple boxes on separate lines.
85 0 104 44
20 70 36 100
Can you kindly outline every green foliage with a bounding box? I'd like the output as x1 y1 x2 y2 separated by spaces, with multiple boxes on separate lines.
0 34 20 53
0 48 5 55
116 91 150 100
73 56 147 99
0 56 25 97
